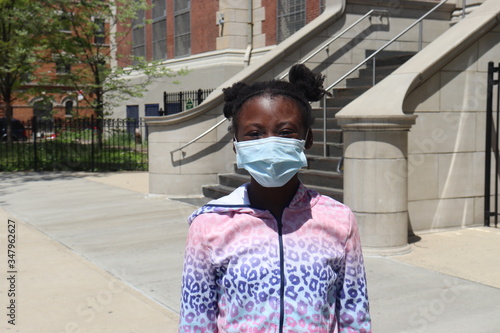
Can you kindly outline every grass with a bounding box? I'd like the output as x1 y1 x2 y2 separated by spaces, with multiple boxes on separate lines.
0 140 148 172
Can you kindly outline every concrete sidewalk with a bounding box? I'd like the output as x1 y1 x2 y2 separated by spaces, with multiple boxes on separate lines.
1 172 499 332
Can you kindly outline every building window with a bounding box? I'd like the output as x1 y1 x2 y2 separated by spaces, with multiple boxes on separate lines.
94 18 105 45
152 0 167 60
55 59 71 75
65 100 74 116
174 0 191 57
33 100 53 119
132 9 145 64
277 0 306 43
59 11 72 32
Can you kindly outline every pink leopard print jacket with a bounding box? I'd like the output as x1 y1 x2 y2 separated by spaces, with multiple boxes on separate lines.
179 183 371 333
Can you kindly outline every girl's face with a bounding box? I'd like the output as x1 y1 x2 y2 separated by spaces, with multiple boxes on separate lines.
235 95 312 147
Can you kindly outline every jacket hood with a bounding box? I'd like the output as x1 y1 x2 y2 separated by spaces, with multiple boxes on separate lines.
187 182 319 225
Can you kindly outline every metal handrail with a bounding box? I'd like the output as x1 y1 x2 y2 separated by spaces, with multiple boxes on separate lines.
170 1 448 157
321 0 449 157
326 0 448 92
170 117 227 156
170 9 387 155
279 9 388 80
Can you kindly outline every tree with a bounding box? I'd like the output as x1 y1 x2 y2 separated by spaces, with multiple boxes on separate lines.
44 0 186 120
0 0 57 143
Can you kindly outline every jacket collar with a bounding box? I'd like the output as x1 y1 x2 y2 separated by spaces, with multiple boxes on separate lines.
187 182 318 225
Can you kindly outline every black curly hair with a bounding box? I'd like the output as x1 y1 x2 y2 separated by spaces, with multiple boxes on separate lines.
222 64 330 134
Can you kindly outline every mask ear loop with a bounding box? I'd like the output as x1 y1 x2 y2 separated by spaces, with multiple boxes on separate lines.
302 129 311 150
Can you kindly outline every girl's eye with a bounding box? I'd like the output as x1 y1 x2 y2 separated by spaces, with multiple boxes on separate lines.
246 131 262 138
279 129 295 137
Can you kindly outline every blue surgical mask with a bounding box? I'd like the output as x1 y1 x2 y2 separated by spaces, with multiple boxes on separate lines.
234 136 308 188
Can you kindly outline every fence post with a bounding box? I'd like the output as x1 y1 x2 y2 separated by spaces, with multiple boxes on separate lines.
485 62 494 227
197 89 203 105
91 115 95 171
32 116 38 171
179 91 183 112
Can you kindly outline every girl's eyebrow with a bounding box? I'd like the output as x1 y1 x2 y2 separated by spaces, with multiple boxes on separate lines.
276 121 292 126
243 122 265 129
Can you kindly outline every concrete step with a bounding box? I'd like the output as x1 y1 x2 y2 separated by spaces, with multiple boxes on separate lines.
306 155 342 172
305 185 344 203
364 51 415 67
219 172 250 188
328 95 358 108
311 128 342 143
202 184 234 200
358 64 400 78
345 75 382 87
332 86 371 99
312 117 339 130
299 169 343 189
308 141 343 157
312 106 341 118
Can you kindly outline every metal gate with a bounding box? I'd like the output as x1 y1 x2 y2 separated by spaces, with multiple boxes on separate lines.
484 61 500 227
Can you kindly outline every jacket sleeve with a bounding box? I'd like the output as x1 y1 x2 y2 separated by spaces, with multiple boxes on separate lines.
179 216 219 333
335 209 371 333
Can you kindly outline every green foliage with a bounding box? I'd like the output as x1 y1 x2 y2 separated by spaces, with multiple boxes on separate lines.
0 0 58 107
0 141 148 172
42 0 187 117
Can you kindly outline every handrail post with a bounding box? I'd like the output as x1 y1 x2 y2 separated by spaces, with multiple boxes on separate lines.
372 57 376 86
323 95 327 157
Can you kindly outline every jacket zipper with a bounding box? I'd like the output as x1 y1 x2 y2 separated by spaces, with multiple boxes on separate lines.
277 216 285 333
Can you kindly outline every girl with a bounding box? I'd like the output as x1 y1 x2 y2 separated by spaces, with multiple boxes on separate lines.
179 64 371 333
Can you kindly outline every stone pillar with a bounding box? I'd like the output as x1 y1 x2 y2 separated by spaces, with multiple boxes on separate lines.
337 115 417 256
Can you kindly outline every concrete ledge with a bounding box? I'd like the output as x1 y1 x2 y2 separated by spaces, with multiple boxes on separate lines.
363 244 412 257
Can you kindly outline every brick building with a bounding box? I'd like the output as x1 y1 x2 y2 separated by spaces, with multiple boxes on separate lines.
112 0 327 118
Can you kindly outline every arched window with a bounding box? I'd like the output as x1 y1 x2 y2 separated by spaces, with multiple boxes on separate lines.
65 100 74 116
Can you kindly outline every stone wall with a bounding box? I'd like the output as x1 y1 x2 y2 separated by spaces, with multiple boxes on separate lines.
404 23 500 231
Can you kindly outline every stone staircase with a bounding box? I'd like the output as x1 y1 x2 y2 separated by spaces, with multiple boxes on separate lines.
202 51 415 202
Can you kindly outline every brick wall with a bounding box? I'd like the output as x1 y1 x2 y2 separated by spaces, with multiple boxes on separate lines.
115 0 325 62
191 0 219 54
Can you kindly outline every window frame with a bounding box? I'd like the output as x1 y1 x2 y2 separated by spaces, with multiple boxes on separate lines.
132 9 146 64
152 0 167 60
174 0 191 58
55 58 71 75
277 0 306 43
93 17 106 45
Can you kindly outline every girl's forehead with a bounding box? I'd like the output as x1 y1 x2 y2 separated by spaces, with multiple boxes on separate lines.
241 94 300 113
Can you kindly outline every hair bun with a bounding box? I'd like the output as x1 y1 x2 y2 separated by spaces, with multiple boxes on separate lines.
223 82 249 118
288 64 330 102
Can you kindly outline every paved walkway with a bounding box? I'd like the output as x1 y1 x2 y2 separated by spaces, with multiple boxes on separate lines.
0 172 499 332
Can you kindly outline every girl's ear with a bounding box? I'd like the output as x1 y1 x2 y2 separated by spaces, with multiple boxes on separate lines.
305 128 313 149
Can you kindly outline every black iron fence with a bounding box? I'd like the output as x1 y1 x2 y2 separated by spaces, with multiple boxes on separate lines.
163 89 214 115
485 62 500 227
0 116 148 172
